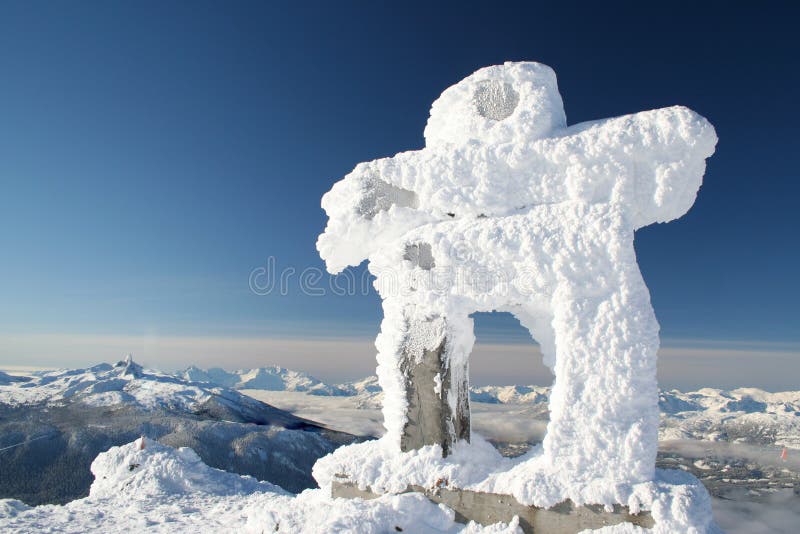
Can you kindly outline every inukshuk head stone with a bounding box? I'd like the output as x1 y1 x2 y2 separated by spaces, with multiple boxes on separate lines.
316 62 717 519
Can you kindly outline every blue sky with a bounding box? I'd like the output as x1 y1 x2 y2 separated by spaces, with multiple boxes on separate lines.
1 2 798 388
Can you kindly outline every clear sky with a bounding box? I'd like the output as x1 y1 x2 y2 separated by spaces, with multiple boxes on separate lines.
1 2 798 389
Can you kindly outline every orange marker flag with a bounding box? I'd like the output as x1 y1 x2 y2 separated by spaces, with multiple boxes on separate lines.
780 446 788 461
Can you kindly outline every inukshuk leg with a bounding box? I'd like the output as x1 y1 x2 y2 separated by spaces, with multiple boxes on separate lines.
544 236 660 484
398 313 470 456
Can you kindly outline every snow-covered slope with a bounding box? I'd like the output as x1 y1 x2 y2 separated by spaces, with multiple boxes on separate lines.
658 388 800 448
175 365 347 396
470 385 550 405
0 439 520 533
337 375 382 396
0 357 356 505
0 370 30 385
1 356 332 424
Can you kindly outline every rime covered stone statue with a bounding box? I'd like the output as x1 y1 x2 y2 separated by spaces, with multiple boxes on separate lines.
316 62 718 532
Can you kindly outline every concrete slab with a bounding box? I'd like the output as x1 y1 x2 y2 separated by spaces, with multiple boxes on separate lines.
332 479 654 533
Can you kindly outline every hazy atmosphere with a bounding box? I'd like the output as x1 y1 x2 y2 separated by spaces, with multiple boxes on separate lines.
3 326 799 392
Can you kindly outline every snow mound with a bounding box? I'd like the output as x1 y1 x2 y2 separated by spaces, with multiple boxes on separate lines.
0 499 31 518
89 438 284 499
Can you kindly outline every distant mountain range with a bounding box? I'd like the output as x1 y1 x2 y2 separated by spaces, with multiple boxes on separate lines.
657 387 800 448
174 365 800 449
172 365 387 398
175 365 349 396
0 357 356 506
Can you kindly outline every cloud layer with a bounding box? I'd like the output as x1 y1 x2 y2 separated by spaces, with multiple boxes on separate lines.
1 333 797 391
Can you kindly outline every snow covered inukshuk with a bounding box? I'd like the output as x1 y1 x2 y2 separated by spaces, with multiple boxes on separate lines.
318 63 716 485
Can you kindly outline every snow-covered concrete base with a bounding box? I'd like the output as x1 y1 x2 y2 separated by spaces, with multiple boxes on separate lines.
314 436 721 533
331 480 655 533
0 439 523 533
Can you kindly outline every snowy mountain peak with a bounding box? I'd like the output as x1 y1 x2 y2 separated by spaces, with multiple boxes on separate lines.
115 353 142 378
0 360 315 427
175 365 348 396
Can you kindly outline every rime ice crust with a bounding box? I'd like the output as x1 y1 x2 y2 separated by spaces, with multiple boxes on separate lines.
318 64 715 273
424 63 565 147
316 62 718 531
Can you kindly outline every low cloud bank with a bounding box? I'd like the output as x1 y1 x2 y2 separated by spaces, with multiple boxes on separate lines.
1 332 798 391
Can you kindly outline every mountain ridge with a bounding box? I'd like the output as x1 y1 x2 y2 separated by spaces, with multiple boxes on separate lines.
0 357 357 505
176 365 800 449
